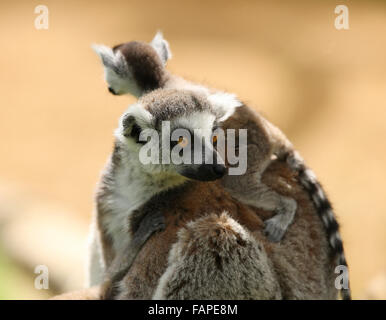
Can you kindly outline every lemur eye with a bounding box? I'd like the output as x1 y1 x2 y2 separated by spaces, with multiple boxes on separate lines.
212 135 218 144
178 136 189 148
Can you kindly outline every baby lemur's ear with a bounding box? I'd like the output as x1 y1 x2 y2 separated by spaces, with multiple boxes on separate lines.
208 92 243 122
92 44 128 76
150 31 172 65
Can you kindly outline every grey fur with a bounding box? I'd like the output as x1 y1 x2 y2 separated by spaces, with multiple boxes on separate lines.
153 213 281 300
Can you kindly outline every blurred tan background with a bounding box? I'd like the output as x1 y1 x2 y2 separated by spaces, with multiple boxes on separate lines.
0 0 385 299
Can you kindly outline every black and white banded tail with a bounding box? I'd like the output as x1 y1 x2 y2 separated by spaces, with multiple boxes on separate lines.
286 151 351 300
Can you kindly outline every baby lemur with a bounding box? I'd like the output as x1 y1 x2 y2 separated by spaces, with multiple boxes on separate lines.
92 32 351 299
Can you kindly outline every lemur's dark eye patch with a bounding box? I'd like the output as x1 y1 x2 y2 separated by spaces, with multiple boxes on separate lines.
131 123 141 137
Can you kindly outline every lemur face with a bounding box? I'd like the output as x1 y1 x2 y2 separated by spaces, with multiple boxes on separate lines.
115 89 241 182
93 32 171 97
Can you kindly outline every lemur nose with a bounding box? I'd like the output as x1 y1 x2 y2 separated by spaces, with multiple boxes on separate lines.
212 164 227 177
108 87 118 95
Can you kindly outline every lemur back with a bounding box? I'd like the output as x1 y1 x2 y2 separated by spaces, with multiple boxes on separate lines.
93 33 351 299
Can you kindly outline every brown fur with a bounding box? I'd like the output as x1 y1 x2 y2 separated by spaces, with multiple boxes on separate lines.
118 160 336 299
152 212 281 299
51 159 336 300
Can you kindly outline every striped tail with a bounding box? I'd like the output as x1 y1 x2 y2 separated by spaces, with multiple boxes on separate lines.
286 151 351 300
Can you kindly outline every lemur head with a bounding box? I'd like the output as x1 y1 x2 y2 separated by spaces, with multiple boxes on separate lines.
115 89 241 182
93 31 171 97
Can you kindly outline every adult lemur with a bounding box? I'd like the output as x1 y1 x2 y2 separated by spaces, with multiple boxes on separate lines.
92 32 351 299
88 88 337 300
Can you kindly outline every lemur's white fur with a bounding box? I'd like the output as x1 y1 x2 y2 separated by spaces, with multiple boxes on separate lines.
174 112 216 134
92 45 128 76
207 92 243 122
150 31 172 63
86 218 105 286
106 68 142 97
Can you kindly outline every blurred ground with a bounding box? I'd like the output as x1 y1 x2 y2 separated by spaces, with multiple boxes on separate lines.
0 0 385 299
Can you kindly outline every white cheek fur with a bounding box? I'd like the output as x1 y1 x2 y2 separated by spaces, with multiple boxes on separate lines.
105 67 142 97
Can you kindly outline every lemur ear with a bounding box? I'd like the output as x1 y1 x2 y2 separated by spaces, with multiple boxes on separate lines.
121 114 142 140
208 92 243 122
119 104 153 142
150 31 172 64
92 44 128 76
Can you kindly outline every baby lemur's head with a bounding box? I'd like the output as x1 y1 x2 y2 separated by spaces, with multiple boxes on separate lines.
93 32 170 97
115 89 241 182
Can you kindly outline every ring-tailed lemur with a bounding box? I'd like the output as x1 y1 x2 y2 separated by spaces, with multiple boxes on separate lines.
92 33 297 241
92 32 351 299
90 89 337 300
89 89 243 297
93 90 280 299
